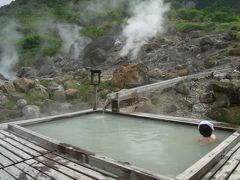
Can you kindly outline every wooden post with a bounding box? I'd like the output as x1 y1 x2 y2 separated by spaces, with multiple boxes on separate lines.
112 92 120 113
93 85 97 111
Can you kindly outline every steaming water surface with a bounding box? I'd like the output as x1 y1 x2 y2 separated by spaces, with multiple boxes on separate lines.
26 114 231 177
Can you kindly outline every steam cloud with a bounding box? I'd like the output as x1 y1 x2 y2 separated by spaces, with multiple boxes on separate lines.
0 20 22 79
120 0 169 59
57 23 91 59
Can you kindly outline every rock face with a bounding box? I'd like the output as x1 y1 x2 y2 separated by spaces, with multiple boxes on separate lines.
22 105 40 118
13 78 34 93
112 62 149 89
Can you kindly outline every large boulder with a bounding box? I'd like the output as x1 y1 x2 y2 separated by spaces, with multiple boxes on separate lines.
112 62 149 89
47 81 64 94
22 105 40 119
16 99 27 108
53 90 66 102
85 48 107 67
83 36 115 66
65 89 80 99
13 78 34 93
16 67 37 78
28 87 49 100
207 80 240 104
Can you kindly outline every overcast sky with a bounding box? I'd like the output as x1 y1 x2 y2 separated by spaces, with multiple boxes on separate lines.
0 0 14 7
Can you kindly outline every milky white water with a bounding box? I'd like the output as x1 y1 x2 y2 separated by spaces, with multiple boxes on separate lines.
26 113 231 177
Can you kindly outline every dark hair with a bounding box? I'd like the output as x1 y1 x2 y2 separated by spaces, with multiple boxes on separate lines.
199 124 212 137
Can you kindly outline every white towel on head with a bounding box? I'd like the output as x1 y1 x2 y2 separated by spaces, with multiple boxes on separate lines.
198 121 214 131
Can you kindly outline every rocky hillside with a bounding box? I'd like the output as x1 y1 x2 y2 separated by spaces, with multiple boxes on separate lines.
0 0 239 123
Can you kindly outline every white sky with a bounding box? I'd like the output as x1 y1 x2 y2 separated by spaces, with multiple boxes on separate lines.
0 0 14 7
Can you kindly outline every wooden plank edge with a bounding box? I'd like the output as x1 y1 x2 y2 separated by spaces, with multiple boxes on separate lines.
176 132 240 180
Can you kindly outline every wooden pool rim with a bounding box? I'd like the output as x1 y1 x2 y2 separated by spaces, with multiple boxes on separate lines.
1 109 240 180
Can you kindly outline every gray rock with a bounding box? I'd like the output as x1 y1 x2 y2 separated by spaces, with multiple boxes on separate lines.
175 81 190 95
199 37 214 47
35 57 56 76
47 81 64 94
22 105 40 118
199 92 215 104
223 31 237 41
212 93 230 108
0 73 7 80
16 99 27 108
135 100 157 114
16 67 37 78
83 35 115 66
192 103 207 113
53 90 66 102
84 48 107 67
163 104 178 113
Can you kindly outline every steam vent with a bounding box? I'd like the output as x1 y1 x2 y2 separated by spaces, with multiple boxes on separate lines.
0 0 240 179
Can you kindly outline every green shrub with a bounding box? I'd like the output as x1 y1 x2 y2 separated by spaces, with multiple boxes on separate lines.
20 33 42 50
208 11 238 23
177 9 205 22
80 26 108 39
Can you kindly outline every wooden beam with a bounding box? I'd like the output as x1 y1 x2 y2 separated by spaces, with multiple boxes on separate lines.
16 162 52 180
44 153 111 180
25 159 74 180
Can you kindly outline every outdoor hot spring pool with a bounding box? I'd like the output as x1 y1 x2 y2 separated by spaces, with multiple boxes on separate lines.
25 113 232 177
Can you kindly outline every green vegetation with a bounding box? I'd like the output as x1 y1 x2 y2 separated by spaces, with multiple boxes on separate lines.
0 0 239 67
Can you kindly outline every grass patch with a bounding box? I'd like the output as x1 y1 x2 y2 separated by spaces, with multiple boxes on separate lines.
2 99 16 110
175 21 214 32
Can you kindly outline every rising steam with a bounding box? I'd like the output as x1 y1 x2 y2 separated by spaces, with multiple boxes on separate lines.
0 20 22 79
57 23 90 59
120 0 169 59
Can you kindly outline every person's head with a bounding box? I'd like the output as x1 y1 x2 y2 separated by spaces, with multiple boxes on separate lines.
198 121 214 137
